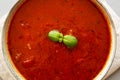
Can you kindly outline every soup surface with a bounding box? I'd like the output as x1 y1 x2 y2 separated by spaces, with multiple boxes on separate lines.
8 0 111 80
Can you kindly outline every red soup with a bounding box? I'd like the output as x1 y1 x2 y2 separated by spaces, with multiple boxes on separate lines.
8 0 111 80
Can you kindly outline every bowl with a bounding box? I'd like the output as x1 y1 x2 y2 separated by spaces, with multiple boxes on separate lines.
2 0 116 80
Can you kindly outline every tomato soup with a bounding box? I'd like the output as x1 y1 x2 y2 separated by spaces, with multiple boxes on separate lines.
8 0 111 80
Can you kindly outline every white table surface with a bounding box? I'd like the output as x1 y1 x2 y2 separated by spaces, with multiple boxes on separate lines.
0 0 120 80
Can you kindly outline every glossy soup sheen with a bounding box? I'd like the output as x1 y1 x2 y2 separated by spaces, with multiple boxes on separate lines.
8 0 111 80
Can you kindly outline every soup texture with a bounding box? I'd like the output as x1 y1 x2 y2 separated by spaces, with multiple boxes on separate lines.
8 0 111 80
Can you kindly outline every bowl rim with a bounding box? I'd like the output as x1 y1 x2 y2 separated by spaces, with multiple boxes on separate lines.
2 0 26 80
91 0 117 80
2 0 117 80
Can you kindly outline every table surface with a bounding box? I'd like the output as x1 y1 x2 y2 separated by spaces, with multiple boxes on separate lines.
0 0 120 80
